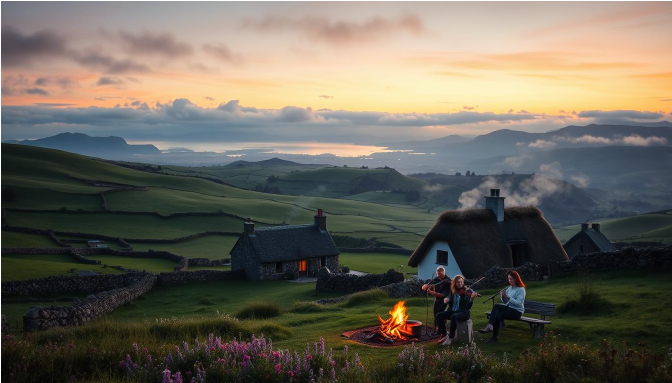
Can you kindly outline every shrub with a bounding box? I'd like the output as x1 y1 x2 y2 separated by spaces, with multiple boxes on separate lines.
558 277 614 315
199 298 215 305
236 301 282 319
289 302 334 313
341 265 350 273
284 270 299 280
340 289 388 307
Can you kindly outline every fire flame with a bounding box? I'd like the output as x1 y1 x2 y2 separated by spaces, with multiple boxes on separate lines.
378 301 414 340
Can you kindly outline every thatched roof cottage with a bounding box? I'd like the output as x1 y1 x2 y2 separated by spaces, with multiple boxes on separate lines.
230 209 340 280
408 189 568 279
563 222 615 259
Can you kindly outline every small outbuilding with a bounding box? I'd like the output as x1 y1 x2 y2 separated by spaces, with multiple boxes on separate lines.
563 222 615 259
87 240 108 248
230 209 340 280
408 189 569 279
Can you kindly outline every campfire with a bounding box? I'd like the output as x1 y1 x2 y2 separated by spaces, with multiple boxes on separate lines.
348 300 425 345
377 301 418 340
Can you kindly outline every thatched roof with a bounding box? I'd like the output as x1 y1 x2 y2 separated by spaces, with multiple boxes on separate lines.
408 206 568 278
231 224 339 263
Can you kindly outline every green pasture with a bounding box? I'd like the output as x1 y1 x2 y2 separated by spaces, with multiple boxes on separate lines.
130 235 238 260
84 254 178 273
3 211 245 239
1 253 124 281
339 252 414 274
1 231 58 247
2 186 103 210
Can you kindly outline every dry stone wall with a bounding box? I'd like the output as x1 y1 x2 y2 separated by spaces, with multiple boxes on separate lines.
23 273 156 331
1 272 150 297
315 267 404 293
156 270 245 285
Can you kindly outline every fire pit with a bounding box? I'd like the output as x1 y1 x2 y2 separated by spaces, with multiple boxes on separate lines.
341 301 440 347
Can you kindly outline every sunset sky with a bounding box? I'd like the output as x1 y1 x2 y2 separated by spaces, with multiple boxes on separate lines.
2 1 671 143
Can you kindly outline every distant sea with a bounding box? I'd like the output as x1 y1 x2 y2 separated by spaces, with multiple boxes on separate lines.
126 141 397 157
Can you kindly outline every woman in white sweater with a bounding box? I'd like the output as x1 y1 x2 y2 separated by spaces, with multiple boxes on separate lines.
478 270 526 343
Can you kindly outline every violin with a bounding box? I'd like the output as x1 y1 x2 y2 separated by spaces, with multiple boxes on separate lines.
456 286 482 298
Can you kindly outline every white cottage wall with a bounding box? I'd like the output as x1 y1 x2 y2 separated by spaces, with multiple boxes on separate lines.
418 241 462 280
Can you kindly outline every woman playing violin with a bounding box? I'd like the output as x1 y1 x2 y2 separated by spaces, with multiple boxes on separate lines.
478 270 526 343
435 275 476 345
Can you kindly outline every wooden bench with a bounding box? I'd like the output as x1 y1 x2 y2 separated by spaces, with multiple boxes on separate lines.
485 300 554 339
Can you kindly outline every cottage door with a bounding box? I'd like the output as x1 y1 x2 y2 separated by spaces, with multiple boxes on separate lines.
298 260 308 277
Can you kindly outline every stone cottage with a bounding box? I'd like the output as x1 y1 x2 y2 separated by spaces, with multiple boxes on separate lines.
408 189 569 279
563 222 616 259
230 209 340 280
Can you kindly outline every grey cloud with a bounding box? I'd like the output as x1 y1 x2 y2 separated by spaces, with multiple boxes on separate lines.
126 77 140 83
1 27 67 67
73 50 150 74
202 43 243 64
205 96 215 101
463 105 477 110
578 109 663 121
2 74 30 95
96 77 124 86
33 76 77 89
24 87 49 95
33 103 76 107
319 95 334 99
119 31 192 57
241 14 424 46
2 27 150 74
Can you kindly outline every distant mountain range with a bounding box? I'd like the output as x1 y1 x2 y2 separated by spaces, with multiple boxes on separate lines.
4 132 161 158
385 123 672 158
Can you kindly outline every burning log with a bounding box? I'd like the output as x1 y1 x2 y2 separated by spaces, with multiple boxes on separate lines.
367 301 422 341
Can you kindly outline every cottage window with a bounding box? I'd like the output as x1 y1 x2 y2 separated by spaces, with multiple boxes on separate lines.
579 245 584 253
320 256 326 267
275 262 283 273
436 250 448 265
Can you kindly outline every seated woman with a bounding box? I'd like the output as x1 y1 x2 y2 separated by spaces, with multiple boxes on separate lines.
435 274 476 345
478 270 526 343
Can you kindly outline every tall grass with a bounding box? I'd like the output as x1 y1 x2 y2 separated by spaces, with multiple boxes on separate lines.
558 275 614 315
235 301 283 319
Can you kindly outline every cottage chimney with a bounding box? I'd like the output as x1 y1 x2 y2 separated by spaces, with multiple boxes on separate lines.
314 209 327 231
581 223 589 232
484 189 505 223
591 223 600 232
244 218 255 236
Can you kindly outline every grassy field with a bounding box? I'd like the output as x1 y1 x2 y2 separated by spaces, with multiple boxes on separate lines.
130 235 238 259
1 253 125 281
4 269 670 365
1 231 58 247
339 252 415 274
84 254 178 273
108 269 672 359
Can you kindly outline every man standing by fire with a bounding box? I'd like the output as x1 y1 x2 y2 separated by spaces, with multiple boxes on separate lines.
421 266 451 331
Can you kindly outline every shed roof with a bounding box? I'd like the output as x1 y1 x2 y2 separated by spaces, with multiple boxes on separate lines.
231 224 339 262
564 228 616 252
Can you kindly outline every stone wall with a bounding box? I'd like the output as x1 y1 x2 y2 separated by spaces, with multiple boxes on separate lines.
1 272 152 297
551 245 672 274
187 258 230 267
315 267 404 293
23 273 156 332
156 270 245 285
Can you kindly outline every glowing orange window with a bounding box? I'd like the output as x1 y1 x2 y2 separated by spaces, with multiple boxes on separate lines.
298 260 307 272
